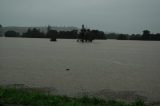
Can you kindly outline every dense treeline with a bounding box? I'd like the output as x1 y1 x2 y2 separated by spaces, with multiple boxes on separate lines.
4 25 106 41
22 28 46 38
3 25 160 41
5 31 20 37
141 30 160 40
58 30 78 39
106 30 160 41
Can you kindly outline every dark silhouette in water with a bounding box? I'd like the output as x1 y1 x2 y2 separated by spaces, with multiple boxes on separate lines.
78 25 106 42
48 30 58 42
47 25 57 42
66 69 70 71
78 25 95 42
79 24 86 42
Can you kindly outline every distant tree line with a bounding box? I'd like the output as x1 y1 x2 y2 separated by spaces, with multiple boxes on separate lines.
106 30 160 41
4 26 106 40
4 26 160 41
5 31 20 37
22 28 46 38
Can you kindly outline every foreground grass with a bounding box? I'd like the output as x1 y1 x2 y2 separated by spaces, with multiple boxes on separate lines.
0 87 146 106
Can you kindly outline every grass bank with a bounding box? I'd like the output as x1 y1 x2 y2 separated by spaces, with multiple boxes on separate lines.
0 87 146 106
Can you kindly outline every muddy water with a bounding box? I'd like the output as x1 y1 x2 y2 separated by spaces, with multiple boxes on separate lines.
0 38 160 102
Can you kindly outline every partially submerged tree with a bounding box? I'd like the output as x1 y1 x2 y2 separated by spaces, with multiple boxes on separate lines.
47 30 58 41
78 25 106 42
141 30 151 40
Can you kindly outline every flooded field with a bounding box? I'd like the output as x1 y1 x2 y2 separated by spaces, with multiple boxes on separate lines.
0 37 160 102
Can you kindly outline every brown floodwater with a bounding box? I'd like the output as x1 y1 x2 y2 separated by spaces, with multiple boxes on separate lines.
0 38 160 102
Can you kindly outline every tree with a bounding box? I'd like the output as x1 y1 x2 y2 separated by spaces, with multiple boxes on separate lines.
0 24 2 37
5 31 20 37
79 24 86 42
117 34 128 40
22 28 45 38
141 30 151 40
129 34 141 40
47 30 58 41
58 30 78 39
78 25 106 42
106 33 118 39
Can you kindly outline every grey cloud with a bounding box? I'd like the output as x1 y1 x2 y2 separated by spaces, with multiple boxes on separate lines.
0 0 160 34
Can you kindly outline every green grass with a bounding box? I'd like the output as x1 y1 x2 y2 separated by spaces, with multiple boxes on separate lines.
0 87 146 106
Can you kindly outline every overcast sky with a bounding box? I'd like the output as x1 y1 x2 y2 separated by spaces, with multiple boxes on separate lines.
0 0 159 34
